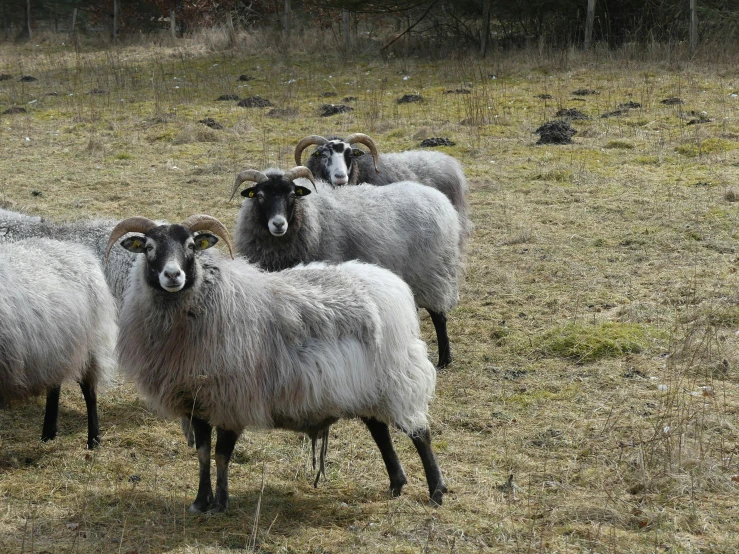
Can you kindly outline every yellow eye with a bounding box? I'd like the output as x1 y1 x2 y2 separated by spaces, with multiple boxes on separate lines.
200 239 209 249
248 190 255 198
132 240 141 248
296 189 303 196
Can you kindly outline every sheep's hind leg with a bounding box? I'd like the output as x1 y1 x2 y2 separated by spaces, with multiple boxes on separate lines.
428 310 452 368
409 427 447 506
362 417 407 497
188 417 214 513
212 427 240 513
79 378 100 449
41 386 61 442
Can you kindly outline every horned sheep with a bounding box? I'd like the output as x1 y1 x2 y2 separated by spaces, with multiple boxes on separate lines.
107 214 447 512
294 133 471 243
0 238 117 449
230 166 462 368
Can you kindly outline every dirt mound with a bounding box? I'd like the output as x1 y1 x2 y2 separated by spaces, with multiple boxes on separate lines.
319 104 352 117
555 108 589 120
534 120 576 145
444 89 471 95
420 137 455 147
0 74 12 81
238 96 273 108
2 106 27 115
572 88 598 96
661 97 683 105
198 118 223 130
267 108 299 118
536 93 553 99
618 101 641 109
20 75 37 82
216 94 239 101
237 75 253 82
342 96 357 102
601 109 629 118
321 91 338 97
89 88 107 95
398 94 423 104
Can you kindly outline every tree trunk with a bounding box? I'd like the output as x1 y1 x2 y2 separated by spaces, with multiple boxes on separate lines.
112 0 118 43
480 0 492 57
170 9 176 39
690 0 698 55
26 0 32 39
284 0 291 46
227 11 236 47
584 0 595 50
343 9 350 51
71 8 77 34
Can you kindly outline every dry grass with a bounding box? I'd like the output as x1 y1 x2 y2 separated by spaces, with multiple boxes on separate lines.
2 33 739 553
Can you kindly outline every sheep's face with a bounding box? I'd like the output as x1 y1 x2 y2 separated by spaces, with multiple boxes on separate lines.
310 140 365 186
241 177 312 237
120 225 218 293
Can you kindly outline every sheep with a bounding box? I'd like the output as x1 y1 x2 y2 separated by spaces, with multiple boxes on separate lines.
0 238 117 449
0 211 138 305
107 214 447 512
294 133 470 243
230 166 462 368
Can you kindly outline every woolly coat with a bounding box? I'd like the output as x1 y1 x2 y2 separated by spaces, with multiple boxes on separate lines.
304 149 471 242
117 254 435 435
234 177 461 314
0 238 117 404
0 213 138 305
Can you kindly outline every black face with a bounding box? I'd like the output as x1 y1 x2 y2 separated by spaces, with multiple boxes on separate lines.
310 140 364 186
120 224 218 293
241 177 312 237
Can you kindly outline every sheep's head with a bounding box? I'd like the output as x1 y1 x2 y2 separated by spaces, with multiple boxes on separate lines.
231 167 315 238
105 215 233 293
294 133 379 186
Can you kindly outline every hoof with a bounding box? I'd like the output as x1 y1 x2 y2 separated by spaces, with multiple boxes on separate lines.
430 483 448 506
188 499 211 514
389 476 408 498
437 356 452 369
41 433 57 442
87 437 100 450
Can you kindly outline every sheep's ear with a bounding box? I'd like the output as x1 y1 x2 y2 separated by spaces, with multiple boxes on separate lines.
194 233 218 252
120 236 146 253
294 186 312 197
351 148 365 157
241 187 258 198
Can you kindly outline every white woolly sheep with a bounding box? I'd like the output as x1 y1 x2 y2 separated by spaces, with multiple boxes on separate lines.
230 166 462 368
107 214 447 512
0 238 117 449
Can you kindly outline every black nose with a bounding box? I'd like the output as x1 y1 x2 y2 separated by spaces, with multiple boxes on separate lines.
164 268 180 279
273 221 285 230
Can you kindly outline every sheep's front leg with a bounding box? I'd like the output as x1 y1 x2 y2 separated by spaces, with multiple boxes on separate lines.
362 417 407 497
213 427 239 512
79 378 100 449
188 417 213 513
409 427 447 506
427 310 452 368
41 386 61 442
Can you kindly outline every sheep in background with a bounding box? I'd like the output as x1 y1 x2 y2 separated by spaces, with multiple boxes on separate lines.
231 166 462 368
0 212 140 305
107 214 446 512
0 238 117 449
294 133 470 244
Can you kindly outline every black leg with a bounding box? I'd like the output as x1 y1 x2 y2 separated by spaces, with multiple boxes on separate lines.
41 386 61 442
188 417 213 513
213 427 239 512
428 310 452 368
181 416 195 447
79 379 100 449
409 427 447 506
362 417 407 497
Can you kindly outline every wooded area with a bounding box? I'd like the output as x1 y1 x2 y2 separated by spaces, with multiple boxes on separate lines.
1 0 738 53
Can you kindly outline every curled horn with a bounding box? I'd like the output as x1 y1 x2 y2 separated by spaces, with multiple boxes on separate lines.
283 166 317 192
345 133 380 173
181 214 234 260
230 169 268 202
106 216 157 262
294 135 329 166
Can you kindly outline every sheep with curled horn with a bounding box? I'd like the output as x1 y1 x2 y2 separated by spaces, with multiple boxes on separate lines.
108 213 446 512
0 237 117 449
231 166 462 369
294 133 471 246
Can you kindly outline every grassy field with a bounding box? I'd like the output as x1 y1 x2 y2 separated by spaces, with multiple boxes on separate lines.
1 33 739 553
